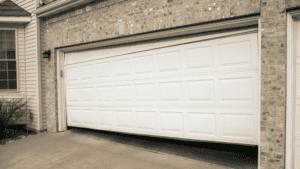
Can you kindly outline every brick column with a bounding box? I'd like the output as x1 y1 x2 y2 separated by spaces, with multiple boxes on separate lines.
260 0 287 168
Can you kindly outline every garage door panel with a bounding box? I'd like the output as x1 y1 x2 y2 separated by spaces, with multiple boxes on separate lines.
96 86 113 103
66 66 80 83
157 50 181 72
219 72 258 105
96 110 114 127
114 58 131 76
218 40 252 67
80 63 95 81
136 111 156 131
82 109 96 127
158 81 183 102
134 83 156 102
185 45 214 69
65 33 259 145
220 111 255 139
186 79 215 102
220 77 253 102
67 108 82 125
95 61 111 79
114 84 132 102
159 111 183 134
133 54 155 74
81 87 95 103
116 110 133 129
187 112 216 136
66 87 81 103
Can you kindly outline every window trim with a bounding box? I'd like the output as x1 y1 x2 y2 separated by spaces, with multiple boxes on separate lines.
0 28 19 92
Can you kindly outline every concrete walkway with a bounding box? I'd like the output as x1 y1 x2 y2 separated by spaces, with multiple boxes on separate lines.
0 128 257 169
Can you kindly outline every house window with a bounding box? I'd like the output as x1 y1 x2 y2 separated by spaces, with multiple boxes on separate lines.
0 30 17 90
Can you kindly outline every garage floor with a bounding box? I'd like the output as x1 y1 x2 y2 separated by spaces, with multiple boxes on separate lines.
0 128 257 169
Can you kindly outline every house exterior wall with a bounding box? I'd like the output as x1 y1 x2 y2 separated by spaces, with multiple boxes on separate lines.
8 0 42 131
38 0 297 168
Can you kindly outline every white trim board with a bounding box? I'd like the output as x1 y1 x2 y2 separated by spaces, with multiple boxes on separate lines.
286 11 300 169
0 17 31 23
286 13 294 169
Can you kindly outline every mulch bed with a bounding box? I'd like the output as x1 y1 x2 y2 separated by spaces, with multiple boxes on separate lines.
0 125 36 145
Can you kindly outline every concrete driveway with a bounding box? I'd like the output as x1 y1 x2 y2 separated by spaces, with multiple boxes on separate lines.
0 128 257 169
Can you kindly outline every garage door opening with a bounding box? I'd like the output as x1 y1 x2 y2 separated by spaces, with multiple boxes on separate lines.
68 126 258 169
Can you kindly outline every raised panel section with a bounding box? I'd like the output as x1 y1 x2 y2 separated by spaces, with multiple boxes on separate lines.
66 87 80 103
96 110 113 127
80 64 94 81
67 109 81 124
95 61 111 78
66 67 79 82
96 86 112 102
135 83 155 102
133 54 154 74
220 77 253 101
221 113 254 138
82 109 96 125
114 58 131 76
160 112 183 133
159 82 182 102
187 80 214 102
81 87 94 103
116 111 133 129
188 112 216 135
185 46 213 69
114 84 132 102
158 50 181 72
219 40 251 67
136 111 156 130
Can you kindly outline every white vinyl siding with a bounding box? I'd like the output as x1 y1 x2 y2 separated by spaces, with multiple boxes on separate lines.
9 0 42 130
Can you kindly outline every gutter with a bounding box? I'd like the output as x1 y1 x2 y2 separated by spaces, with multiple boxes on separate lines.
33 0 94 18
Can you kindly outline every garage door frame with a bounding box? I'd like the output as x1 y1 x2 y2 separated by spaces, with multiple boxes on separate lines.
287 11 300 169
55 15 260 142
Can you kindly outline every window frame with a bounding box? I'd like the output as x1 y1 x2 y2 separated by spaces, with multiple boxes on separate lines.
0 28 19 92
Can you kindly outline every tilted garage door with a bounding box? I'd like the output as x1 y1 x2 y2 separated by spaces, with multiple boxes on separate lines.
64 32 259 145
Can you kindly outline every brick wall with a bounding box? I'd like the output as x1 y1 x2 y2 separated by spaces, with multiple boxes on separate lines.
40 0 290 168
260 1 287 168
287 0 300 8
41 0 260 133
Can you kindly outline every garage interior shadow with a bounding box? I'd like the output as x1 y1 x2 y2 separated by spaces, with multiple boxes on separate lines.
67 127 257 169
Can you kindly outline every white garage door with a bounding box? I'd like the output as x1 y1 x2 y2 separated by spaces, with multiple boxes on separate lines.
64 32 259 145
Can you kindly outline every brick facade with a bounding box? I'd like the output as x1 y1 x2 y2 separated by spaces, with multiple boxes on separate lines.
260 0 287 168
41 0 260 132
39 0 296 168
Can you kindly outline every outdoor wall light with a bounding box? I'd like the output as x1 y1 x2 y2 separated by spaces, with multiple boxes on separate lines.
43 50 51 60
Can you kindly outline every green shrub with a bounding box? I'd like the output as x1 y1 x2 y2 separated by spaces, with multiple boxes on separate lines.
0 97 32 139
